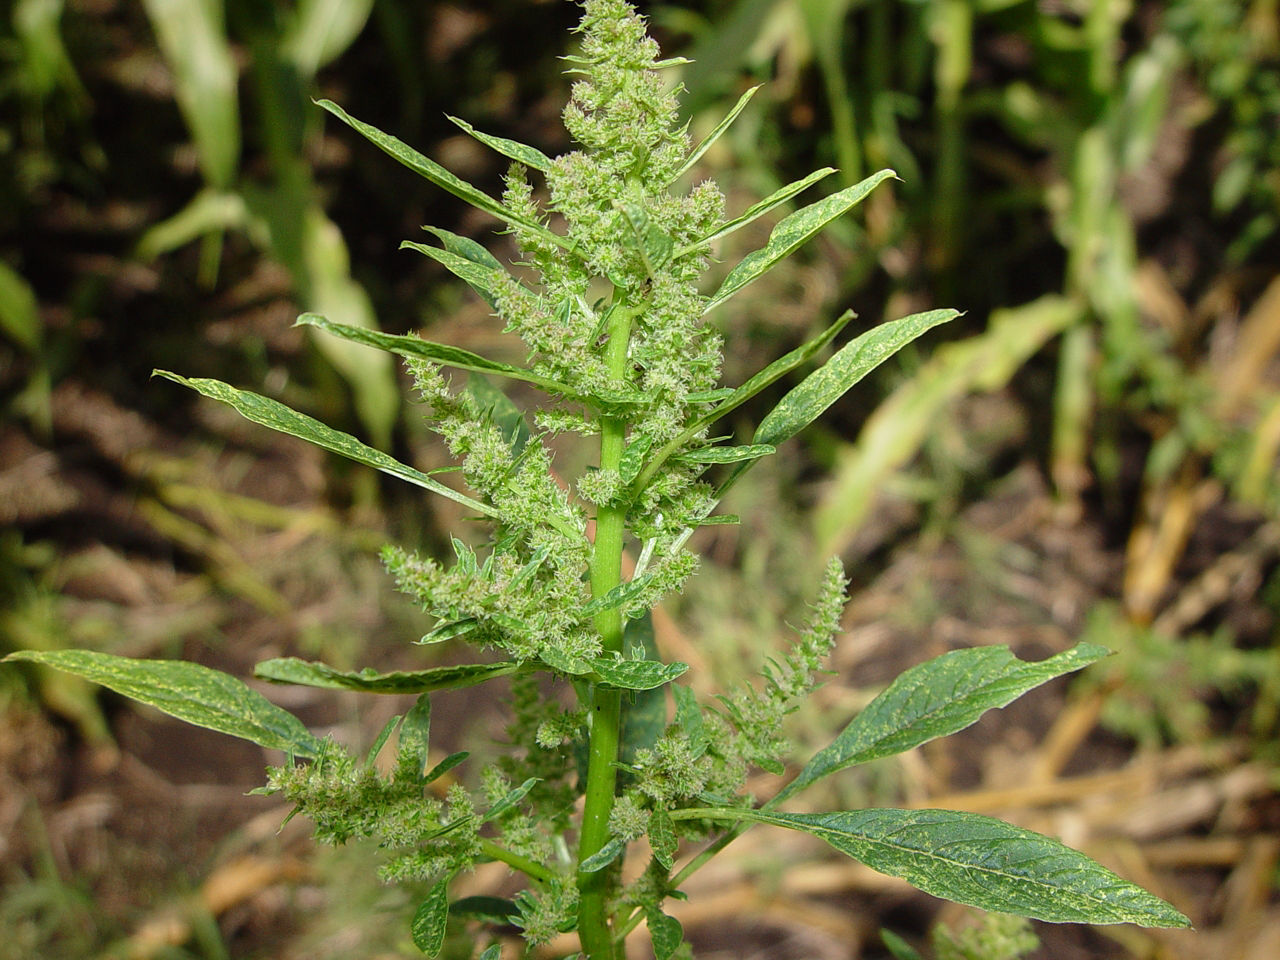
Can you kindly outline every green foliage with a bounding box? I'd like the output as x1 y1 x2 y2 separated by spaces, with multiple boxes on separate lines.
4 1 1190 957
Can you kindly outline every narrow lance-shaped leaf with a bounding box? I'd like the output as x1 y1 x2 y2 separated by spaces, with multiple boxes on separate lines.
776 642 1109 803
680 167 837 254
297 314 575 396
484 777 540 821
674 443 775 464
673 807 1190 928
668 84 763 183
400 240 511 306
446 114 552 171
316 98 562 245
704 169 897 313
254 657 525 694
420 225 504 308
411 877 450 956
153 371 498 520
3 650 323 758
400 694 431 775
631 310 856 495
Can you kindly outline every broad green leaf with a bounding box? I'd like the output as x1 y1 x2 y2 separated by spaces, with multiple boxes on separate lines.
754 308 959 449
297 314 572 396
400 240 511 306
669 84 762 183
411 878 450 956
649 807 678 871
779 642 1109 801
418 617 479 645
153 371 497 520
674 443 775 464
400 693 431 775
646 905 684 960
615 201 674 278
317 99 558 242
254 657 523 694
538 644 593 677
447 114 552 172
281 0 373 77
704 169 897 313
579 835 627 873
449 896 520 924
620 613 668 765
581 574 654 618
591 657 688 691
4 650 322 758
630 310 855 495
484 777 539 821
365 713 402 768
683 167 837 253
421 226 503 308
426 751 468 783
684 808 1190 927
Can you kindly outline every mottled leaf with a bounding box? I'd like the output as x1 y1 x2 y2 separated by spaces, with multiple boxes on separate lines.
674 442 775 464
591 657 688 691
781 642 1109 800
669 84 762 182
620 614 667 765
418 618 479 645
411 878 450 956
705 170 896 312
687 167 837 252
579 835 627 873
476 944 502 960
447 114 552 171
254 657 522 694
3 650 322 757
692 808 1190 927
467 374 534 455
649 807 678 871
153 371 497 518
317 99 556 241
646 905 684 960
400 693 431 775
484 777 539 821
753 309 959 449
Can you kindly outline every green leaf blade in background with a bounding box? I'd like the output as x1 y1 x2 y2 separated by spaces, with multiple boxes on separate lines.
153 371 497 519
716 808 1191 928
779 642 1110 801
253 657 524 694
704 169 897 312
3 650 323 758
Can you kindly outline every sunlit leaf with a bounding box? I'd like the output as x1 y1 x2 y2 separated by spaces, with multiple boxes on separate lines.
3 650 322 757
153 371 497 519
669 84 762 183
590 657 688 691
684 167 837 252
447 114 553 171
411 878 450 956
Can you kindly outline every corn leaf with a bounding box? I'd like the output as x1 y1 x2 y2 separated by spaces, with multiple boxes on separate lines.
3 650 322 757
153 371 497 519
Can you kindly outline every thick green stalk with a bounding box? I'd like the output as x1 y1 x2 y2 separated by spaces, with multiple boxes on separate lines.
577 304 635 959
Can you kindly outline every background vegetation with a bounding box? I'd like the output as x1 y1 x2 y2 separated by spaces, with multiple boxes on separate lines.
1 0 1277 957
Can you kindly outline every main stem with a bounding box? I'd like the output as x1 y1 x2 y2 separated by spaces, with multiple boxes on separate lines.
578 303 634 960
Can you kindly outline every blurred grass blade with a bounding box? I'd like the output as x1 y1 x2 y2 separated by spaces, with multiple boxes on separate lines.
684 167 837 253
705 169 896 313
447 115 552 171
681 808 1191 927
669 84 762 182
777 642 1110 802
3 650 323 757
0 260 40 350
282 0 374 77
141 0 239 189
135 189 248 262
317 99 563 245
153 371 498 519
254 657 524 693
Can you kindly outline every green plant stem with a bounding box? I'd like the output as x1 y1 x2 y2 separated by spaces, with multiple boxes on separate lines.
477 838 555 884
577 304 635 960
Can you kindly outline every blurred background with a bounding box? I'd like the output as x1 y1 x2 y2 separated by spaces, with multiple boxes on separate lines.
1 0 1278 957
